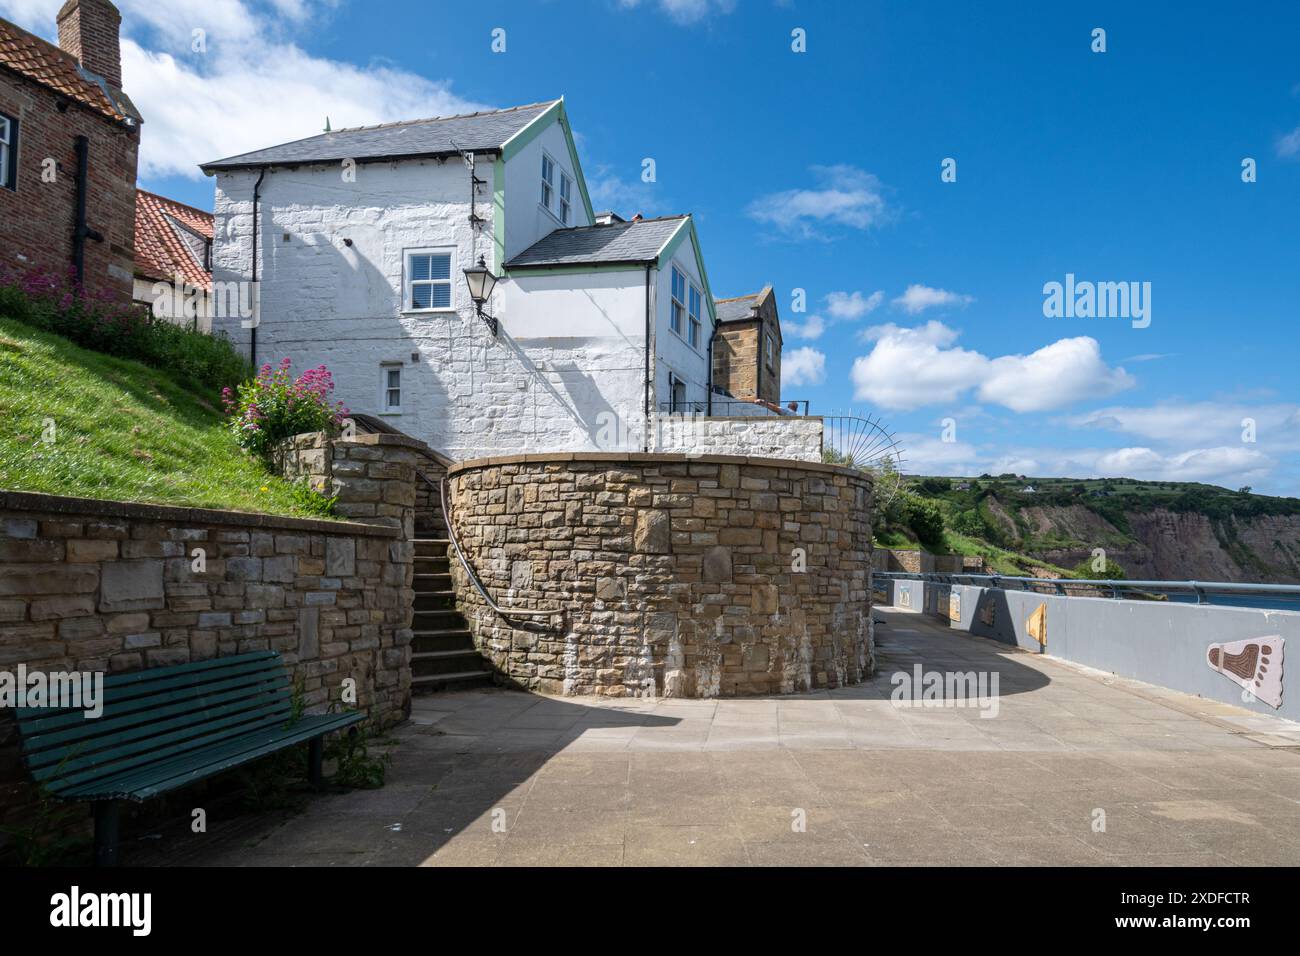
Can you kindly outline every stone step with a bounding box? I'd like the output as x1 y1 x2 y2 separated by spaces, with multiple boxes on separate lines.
411 670 494 692
412 649 489 676
413 573 452 587
414 557 450 573
412 628 475 653
414 592 458 611
412 607 465 626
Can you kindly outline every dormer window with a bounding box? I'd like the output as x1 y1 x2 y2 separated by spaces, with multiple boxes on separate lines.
541 154 555 211
559 171 573 225
670 267 686 335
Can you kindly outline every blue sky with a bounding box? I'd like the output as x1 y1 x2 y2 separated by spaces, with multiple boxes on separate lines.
6 0 1299 494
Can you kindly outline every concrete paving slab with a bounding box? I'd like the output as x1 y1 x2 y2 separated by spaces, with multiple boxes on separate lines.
134 607 1300 867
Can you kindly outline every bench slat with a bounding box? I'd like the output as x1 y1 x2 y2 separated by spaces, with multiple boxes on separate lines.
35 703 293 791
15 656 287 735
15 651 367 808
58 711 365 802
21 673 287 755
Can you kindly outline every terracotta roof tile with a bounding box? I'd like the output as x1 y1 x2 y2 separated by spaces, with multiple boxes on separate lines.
0 16 134 123
134 190 213 290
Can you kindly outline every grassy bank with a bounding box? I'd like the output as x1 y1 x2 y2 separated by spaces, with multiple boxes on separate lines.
0 318 330 518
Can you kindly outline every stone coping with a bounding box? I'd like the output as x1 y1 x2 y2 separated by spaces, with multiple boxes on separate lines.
0 490 399 537
447 451 873 482
342 430 456 468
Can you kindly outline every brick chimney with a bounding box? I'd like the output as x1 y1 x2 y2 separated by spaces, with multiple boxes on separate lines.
56 0 123 89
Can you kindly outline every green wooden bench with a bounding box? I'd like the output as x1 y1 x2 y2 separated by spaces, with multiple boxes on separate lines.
15 650 364 866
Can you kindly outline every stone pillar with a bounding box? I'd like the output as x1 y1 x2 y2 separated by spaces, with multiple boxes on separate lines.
277 431 425 719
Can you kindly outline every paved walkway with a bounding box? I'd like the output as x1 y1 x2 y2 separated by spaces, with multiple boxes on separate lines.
157 609 1300 866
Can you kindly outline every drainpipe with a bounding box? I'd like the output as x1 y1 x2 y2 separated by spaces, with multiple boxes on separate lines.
755 317 763 406
706 319 719 415
250 167 267 367
71 136 103 288
643 264 652 452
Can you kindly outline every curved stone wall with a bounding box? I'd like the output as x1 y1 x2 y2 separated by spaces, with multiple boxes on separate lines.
445 453 873 698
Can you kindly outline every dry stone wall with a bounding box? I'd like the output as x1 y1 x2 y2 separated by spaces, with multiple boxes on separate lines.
445 453 873 698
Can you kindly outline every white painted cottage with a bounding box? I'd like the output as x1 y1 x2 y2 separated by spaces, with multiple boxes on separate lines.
201 99 816 461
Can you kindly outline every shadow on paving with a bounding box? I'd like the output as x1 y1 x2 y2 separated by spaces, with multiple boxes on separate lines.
125 691 681 866
872 608 1051 700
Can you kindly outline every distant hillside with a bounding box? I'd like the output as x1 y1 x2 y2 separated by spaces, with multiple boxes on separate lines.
905 475 1300 583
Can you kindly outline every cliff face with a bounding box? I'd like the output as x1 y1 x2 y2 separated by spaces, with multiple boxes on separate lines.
1006 501 1300 583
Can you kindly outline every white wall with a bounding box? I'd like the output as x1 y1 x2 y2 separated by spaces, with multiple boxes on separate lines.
652 414 824 461
133 276 212 333
211 159 651 459
654 226 711 413
503 119 590 262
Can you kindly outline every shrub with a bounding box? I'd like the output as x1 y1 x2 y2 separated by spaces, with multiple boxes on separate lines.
0 264 248 393
223 358 349 462
904 494 947 549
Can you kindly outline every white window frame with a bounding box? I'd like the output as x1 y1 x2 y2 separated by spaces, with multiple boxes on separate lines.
765 332 776 370
670 266 686 336
687 285 702 349
380 363 403 414
0 112 14 191
404 247 455 313
559 170 573 225
540 152 555 214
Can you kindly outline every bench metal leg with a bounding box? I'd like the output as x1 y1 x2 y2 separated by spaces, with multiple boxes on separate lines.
93 800 120 867
308 736 324 787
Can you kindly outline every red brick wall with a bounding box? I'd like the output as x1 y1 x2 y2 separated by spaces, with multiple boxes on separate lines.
0 69 138 302
56 0 123 90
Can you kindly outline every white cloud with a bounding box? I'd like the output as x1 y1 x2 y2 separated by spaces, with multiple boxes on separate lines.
900 440 1274 488
825 290 883 320
746 165 890 239
1091 446 1273 485
783 314 825 340
980 337 1135 413
616 0 736 24
895 433 982 474
1121 353 1175 363
850 321 1134 412
0 0 486 181
783 347 826 386
1070 401 1300 447
1277 125 1300 159
892 284 973 314
585 163 665 218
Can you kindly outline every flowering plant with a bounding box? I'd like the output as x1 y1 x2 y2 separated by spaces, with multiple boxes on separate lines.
223 358 349 460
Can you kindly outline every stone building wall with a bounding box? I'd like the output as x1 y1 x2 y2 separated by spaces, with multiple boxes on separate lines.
444 453 873 698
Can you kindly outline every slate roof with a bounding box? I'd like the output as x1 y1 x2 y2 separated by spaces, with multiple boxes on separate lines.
201 101 557 172
134 190 213 290
505 216 687 269
0 16 138 123
714 293 760 323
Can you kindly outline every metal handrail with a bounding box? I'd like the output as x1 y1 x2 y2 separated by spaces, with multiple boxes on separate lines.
872 570 1300 605
423 472 561 625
